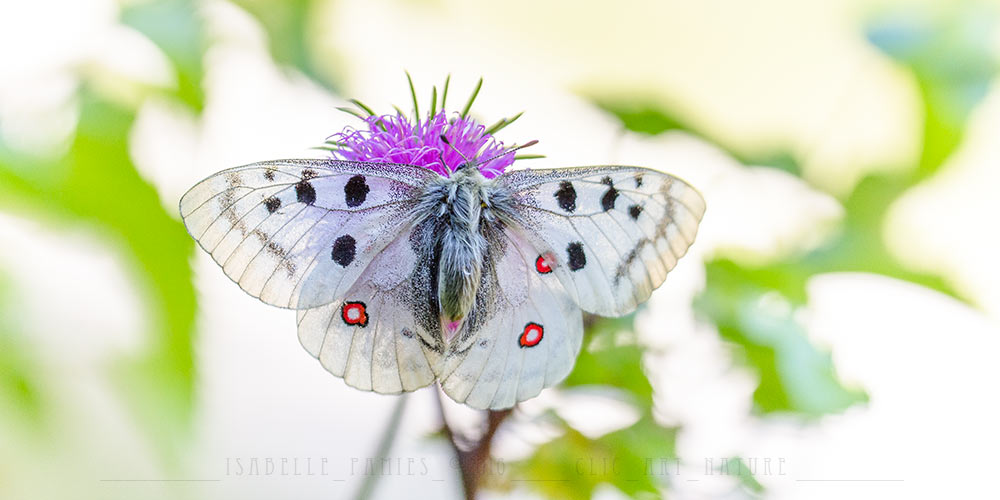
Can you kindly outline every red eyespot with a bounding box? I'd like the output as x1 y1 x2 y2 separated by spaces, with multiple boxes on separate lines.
519 322 544 347
341 301 368 327
535 255 553 274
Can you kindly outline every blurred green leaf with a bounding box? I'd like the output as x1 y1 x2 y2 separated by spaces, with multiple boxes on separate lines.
507 318 677 499
0 89 198 460
230 0 342 93
562 314 653 408
0 347 44 429
0 274 46 429
590 97 801 176
730 458 765 495
867 2 997 180
510 415 674 500
511 425 613 500
590 3 997 424
800 174 962 297
590 98 693 137
122 0 206 110
696 259 866 415
691 173 960 416
703 457 765 496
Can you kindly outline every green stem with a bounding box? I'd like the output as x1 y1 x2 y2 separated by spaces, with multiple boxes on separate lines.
352 394 409 500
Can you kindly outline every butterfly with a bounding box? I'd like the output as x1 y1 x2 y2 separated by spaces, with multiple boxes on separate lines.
180 158 704 409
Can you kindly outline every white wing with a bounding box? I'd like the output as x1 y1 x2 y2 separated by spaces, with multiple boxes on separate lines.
437 226 584 410
180 159 438 309
296 219 445 393
498 166 705 317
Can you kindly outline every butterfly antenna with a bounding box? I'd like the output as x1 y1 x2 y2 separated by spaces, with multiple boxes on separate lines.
440 135 473 172
474 140 539 167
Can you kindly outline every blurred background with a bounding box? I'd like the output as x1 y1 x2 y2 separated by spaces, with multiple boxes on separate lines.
2 0 999 498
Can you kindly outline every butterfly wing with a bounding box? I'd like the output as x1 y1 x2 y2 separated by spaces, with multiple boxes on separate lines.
180 159 439 309
437 225 584 410
296 218 445 394
497 166 705 317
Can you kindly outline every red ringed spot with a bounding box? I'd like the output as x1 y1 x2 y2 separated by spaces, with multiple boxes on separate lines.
535 255 553 274
519 322 544 348
341 301 368 327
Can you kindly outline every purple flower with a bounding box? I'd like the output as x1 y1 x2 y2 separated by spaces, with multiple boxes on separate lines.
324 77 535 178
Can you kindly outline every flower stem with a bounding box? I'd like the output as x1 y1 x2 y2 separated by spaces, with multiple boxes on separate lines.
436 388 512 500
352 394 409 500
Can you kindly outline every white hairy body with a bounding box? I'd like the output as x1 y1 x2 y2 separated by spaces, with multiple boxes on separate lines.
180 159 704 409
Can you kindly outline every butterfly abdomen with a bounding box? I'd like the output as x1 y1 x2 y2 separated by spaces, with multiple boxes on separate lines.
434 173 488 331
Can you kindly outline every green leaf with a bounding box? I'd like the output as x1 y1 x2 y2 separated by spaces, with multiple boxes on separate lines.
121 0 206 110
708 457 765 495
589 6 998 425
587 97 694 137
509 415 675 500
0 273 46 430
731 458 766 495
867 2 997 180
589 97 801 176
230 0 341 93
506 315 678 499
696 259 867 415
0 90 199 460
563 314 653 409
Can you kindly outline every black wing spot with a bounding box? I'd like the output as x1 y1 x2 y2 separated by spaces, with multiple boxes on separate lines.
634 173 643 188
296 180 316 205
264 169 275 181
302 168 318 180
344 175 370 207
600 177 619 212
567 242 586 271
554 181 576 213
628 204 643 220
264 196 281 213
331 234 356 267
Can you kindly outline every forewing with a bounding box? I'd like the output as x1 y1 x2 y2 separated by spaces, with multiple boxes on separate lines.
437 226 583 410
497 166 705 316
180 159 439 309
296 219 445 394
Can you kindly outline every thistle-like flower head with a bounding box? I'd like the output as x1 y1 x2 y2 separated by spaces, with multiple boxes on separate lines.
323 75 536 178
